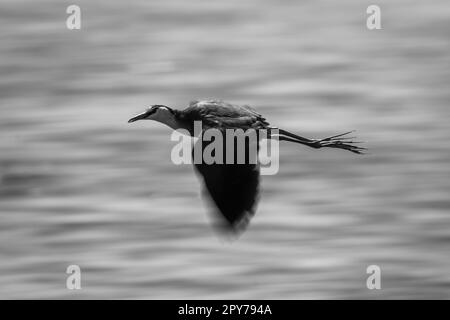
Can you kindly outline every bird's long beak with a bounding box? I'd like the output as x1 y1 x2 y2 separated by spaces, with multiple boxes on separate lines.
128 111 149 123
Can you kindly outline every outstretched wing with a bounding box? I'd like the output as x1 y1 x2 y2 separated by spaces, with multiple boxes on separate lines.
192 131 260 233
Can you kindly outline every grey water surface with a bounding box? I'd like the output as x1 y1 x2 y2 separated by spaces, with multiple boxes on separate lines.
1 0 450 299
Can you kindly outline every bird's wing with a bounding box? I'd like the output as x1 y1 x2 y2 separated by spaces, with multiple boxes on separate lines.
192 131 260 233
240 104 263 117
187 100 265 119
186 100 269 129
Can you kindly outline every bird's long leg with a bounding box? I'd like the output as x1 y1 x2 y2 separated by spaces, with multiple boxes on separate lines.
274 128 366 154
278 135 320 148
278 129 314 143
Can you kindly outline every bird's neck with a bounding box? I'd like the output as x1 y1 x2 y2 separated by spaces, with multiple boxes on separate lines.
155 110 185 131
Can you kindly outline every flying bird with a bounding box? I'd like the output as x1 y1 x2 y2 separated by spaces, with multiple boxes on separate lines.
128 100 364 233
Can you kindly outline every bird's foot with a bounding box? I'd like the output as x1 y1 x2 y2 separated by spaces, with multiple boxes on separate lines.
313 131 367 154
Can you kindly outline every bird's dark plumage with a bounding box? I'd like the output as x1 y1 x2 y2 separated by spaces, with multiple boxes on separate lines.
181 100 265 231
194 149 260 231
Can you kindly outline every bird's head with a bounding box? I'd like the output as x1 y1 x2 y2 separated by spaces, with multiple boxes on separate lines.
128 105 174 124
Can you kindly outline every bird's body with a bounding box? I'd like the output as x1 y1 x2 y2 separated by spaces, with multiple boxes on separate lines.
147 100 270 134
128 99 364 233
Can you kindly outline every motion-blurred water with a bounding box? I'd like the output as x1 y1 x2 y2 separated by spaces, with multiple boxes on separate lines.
1 0 450 299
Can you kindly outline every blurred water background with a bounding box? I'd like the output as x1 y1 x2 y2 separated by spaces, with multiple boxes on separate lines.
1 0 450 299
